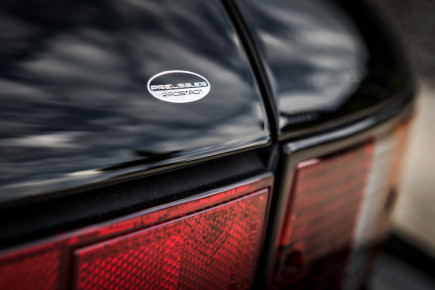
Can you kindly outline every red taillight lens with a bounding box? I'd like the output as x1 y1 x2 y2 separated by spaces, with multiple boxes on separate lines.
273 142 374 289
0 175 272 290
0 246 60 290
75 191 268 289
271 121 411 289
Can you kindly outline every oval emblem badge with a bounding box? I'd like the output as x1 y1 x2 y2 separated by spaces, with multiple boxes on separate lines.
147 70 211 103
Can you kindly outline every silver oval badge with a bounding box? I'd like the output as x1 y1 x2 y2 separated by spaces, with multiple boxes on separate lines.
147 70 211 103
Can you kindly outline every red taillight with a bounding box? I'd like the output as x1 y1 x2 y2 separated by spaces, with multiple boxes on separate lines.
271 121 411 289
0 175 272 290
75 191 267 289
0 245 60 290
273 142 374 289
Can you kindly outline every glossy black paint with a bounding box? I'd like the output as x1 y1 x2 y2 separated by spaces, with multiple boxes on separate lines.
0 0 415 204
0 0 269 202
233 0 413 138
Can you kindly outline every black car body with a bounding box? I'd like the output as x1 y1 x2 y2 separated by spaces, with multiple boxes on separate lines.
0 0 414 289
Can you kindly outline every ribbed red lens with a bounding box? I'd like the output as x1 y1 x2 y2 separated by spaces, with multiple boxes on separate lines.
273 142 374 289
74 191 268 289
0 176 272 290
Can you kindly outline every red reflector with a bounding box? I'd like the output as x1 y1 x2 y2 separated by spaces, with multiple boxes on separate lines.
0 175 272 290
75 191 267 289
0 246 60 290
273 142 374 289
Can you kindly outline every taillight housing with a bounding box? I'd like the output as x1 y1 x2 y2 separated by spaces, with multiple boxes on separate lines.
0 116 412 290
269 120 410 289
0 175 273 290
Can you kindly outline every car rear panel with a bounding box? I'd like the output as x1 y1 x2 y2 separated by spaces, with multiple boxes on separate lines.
0 0 415 289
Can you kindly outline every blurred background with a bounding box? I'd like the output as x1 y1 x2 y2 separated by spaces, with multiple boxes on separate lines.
364 0 435 288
